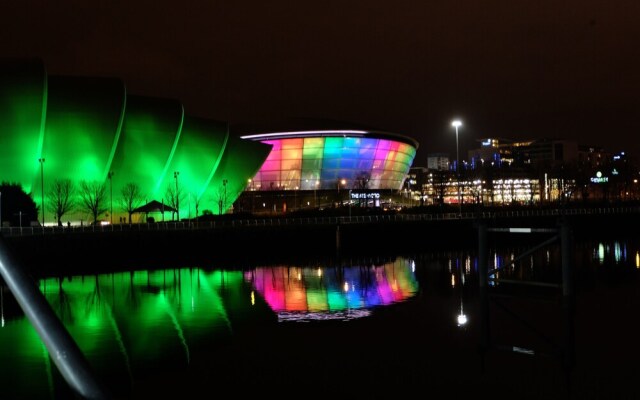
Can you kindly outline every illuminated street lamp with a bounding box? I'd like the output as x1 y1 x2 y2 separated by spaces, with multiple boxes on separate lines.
248 178 254 213
108 171 114 224
222 179 228 213
338 178 346 205
451 120 462 215
174 171 180 221
38 158 45 226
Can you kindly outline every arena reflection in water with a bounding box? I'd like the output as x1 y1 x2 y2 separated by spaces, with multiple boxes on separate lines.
245 258 418 321
0 257 418 398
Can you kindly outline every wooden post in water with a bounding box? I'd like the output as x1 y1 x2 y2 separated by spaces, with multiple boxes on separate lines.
560 217 576 375
335 222 341 256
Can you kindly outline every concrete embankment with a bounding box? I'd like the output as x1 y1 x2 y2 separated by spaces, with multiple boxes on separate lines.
2 211 638 278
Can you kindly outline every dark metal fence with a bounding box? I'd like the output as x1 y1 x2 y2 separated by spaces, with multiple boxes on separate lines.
2 206 639 237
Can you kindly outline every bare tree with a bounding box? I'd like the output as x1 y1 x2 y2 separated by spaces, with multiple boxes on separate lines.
120 182 144 224
193 195 200 220
79 180 107 224
165 184 182 221
47 178 75 226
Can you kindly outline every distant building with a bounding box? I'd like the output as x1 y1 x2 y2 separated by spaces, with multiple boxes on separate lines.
469 137 579 168
426 153 450 171
578 145 609 169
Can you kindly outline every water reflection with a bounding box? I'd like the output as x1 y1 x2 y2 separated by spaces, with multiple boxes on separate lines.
595 240 630 265
1 237 639 399
0 258 419 398
245 258 418 322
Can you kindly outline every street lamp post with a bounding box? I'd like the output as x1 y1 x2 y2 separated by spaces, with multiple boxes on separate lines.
451 120 462 216
108 171 114 225
38 158 45 226
248 178 254 213
222 179 228 213
338 179 346 206
174 171 180 221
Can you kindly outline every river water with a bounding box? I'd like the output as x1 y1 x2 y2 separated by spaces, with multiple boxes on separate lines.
0 233 639 399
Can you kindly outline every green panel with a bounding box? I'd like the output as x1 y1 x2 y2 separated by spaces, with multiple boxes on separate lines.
0 58 47 193
1 59 275 223
113 96 184 204
164 117 227 218
324 137 343 152
43 76 125 182
40 76 125 223
206 135 273 214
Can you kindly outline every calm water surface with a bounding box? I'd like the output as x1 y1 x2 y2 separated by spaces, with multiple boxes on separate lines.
1 236 639 399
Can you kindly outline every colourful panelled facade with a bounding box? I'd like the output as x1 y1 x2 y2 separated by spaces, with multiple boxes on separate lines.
245 132 418 191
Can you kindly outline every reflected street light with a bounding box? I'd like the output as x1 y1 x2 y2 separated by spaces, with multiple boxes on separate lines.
38 158 45 226
451 120 462 216
457 266 468 327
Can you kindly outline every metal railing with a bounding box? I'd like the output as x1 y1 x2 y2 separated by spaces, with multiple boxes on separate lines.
1 206 638 237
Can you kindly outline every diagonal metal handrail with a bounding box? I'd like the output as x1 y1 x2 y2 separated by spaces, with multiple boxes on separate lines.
0 235 111 399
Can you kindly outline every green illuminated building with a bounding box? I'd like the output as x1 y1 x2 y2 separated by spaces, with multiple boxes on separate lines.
0 58 272 225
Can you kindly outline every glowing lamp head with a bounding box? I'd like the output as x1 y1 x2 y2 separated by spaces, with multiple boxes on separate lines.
451 120 462 129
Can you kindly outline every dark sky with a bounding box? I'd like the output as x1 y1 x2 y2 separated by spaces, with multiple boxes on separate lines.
2 0 639 166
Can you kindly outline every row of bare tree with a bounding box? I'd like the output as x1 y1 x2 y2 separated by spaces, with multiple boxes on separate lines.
46 179 183 225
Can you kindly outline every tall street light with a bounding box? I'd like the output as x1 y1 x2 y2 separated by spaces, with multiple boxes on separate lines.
451 120 462 215
222 179 228 213
174 171 180 221
338 178 346 205
38 158 45 226
108 171 114 225
248 178 254 213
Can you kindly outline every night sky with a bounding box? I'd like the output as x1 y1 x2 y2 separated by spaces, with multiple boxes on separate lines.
2 0 639 166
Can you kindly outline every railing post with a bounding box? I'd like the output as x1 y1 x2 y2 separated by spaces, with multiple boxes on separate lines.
336 222 341 256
